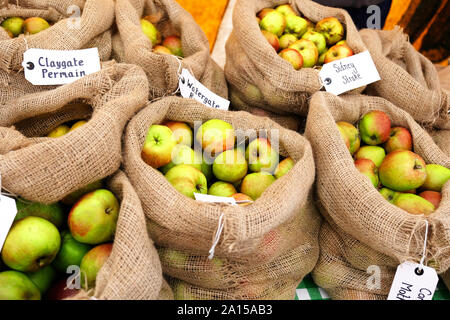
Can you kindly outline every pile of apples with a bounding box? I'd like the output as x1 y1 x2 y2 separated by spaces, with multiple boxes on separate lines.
0 180 119 300
257 4 353 70
46 120 87 138
140 17 183 57
141 119 294 202
1 16 50 37
337 110 450 215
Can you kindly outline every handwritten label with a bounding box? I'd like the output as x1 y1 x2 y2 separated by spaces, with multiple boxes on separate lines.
179 68 230 110
387 262 438 300
194 193 236 205
319 51 380 95
0 195 17 251
22 48 101 85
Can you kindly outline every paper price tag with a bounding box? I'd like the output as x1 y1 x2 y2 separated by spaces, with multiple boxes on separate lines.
319 51 380 96
387 261 438 300
22 48 101 85
194 193 236 205
179 68 230 110
0 195 18 251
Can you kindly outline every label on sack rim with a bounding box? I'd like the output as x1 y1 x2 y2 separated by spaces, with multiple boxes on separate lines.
0 195 17 251
194 193 236 205
319 50 380 95
22 48 101 85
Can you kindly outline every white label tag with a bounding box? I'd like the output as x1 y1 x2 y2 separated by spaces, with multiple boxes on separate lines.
22 48 101 85
194 193 236 205
179 68 230 110
319 51 380 95
387 262 438 300
0 195 18 251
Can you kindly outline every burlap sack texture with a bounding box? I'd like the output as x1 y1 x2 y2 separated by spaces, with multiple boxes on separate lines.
68 171 173 300
359 27 450 130
123 96 320 299
114 0 228 100
0 62 148 204
224 0 367 117
305 92 450 274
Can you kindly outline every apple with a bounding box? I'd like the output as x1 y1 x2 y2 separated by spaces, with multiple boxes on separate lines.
165 164 208 198
47 124 70 138
289 39 318 68
208 181 237 197
200 153 214 182
52 231 92 273
392 193 435 215
2 27 13 38
2 216 61 272
379 150 427 191
359 110 392 145
243 83 263 102
278 48 303 70
159 144 202 175
1 17 24 37
354 146 386 167
354 159 379 188
421 164 450 192
383 127 413 153
195 119 235 158
274 157 294 179
315 17 345 46
0 271 41 300
232 193 253 206
240 172 276 200
23 17 50 35
140 19 161 46
317 51 326 66
379 187 398 204
68 189 119 245
213 149 248 183
27 265 57 295
80 243 113 289
275 4 297 17
418 191 441 209
301 30 327 54
279 33 297 50
61 180 104 206
159 248 189 268
141 124 177 169
162 35 183 57
46 277 80 300
69 120 87 132
336 40 347 46
261 30 280 52
15 199 65 229
258 8 275 20
323 44 354 63
246 138 279 174
259 11 286 37
162 121 193 146
336 121 360 155
153 45 172 54
285 15 308 38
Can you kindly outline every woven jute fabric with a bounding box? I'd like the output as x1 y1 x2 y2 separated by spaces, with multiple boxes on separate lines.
68 171 172 300
0 0 114 72
224 0 367 116
113 0 228 100
123 96 320 299
305 92 450 274
0 63 148 204
360 27 450 130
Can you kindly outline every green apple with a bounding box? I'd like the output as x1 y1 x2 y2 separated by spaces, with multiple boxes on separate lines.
257 8 275 20
285 15 308 38
165 164 208 198
354 159 379 188
69 120 87 132
278 48 303 70
142 124 177 169
354 146 386 167
195 119 235 157
279 33 297 50
315 17 345 46
0 271 41 300
80 243 113 289
275 4 297 17
162 121 193 146
418 191 441 209
379 150 427 191
336 121 360 155
27 265 57 295
359 110 392 145
317 51 327 66
208 181 237 197
2 217 61 272
68 189 119 245
274 157 294 179
392 193 435 215
383 127 413 153
213 149 248 183
162 35 183 57
200 153 214 182
47 124 70 138
246 138 279 174
61 180 104 206
1 17 24 37
15 199 65 229
23 17 50 35
52 231 92 273
240 172 276 200
259 11 286 37
421 164 450 192
159 144 202 175
301 30 327 54
379 187 398 204
289 39 318 67
140 19 161 46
